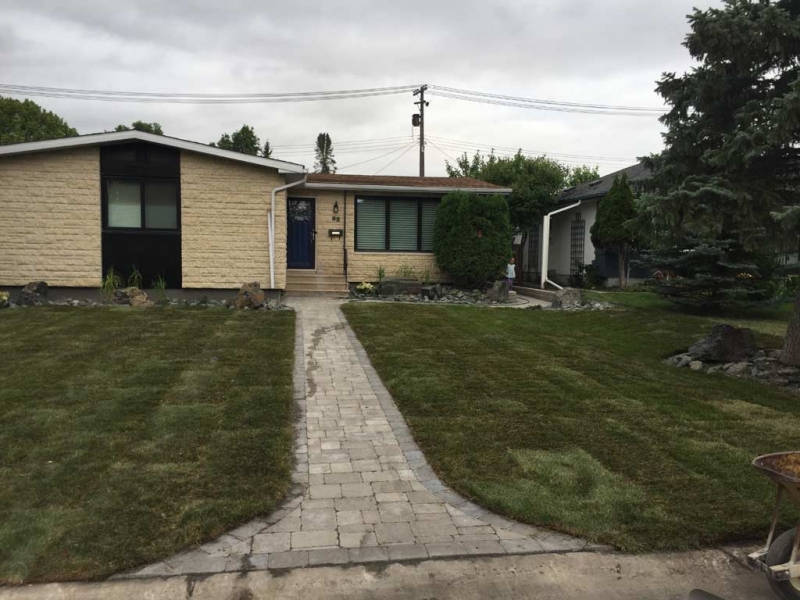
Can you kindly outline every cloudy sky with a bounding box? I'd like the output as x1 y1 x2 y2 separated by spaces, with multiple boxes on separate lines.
1 0 718 176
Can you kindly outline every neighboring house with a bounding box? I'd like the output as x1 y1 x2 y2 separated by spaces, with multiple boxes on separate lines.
0 131 510 295
520 162 651 288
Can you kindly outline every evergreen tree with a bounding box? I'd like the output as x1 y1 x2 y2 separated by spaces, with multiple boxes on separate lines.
314 133 336 173
637 0 800 358
0 97 77 145
262 140 273 158
590 175 639 288
114 121 163 135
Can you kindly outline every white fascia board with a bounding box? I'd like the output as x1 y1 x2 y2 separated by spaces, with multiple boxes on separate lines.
302 182 512 194
0 130 307 174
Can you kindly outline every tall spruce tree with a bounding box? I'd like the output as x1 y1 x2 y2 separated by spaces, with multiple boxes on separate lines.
639 0 800 362
590 174 638 288
314 133 336 173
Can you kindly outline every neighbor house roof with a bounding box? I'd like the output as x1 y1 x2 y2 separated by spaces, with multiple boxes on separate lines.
558 162 651 204
0 130 307 174
303 173 511 194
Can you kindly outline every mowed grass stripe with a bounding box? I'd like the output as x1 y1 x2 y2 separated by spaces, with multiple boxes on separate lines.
0 307 295 583
342 300 800 551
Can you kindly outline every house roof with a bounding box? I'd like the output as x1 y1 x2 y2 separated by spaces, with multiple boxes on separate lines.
558 162 651 203
0 130 307 174
303 173 511 194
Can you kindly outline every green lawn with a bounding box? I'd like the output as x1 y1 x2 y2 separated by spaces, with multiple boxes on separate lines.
342 299 800 552
0 307 295 584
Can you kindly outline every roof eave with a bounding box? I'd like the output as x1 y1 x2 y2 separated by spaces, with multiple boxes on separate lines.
302 182 512 194
0 130 307 174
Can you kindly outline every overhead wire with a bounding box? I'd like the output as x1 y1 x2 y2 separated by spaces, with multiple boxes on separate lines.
337 142 418 171
373 143 417 175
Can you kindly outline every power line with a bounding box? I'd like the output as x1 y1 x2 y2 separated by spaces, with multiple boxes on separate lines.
373 143 417 175
431 85 665 113
0 82 666 116
426 135 635 163
0 83 418 104
426 139 460 165
338 142 417 171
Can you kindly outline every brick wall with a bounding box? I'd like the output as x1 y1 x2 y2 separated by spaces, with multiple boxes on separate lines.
0 147 101 287
181 151 287 289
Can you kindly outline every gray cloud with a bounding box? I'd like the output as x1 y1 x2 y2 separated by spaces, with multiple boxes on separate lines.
1 0 719 175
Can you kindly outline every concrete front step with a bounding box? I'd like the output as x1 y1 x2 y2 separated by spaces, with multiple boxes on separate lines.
284 290 349 298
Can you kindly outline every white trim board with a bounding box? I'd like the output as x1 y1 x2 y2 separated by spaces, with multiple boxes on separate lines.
0 130 307 174
302 182 512 194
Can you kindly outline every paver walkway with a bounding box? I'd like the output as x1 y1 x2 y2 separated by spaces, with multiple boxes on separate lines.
120 298 594 578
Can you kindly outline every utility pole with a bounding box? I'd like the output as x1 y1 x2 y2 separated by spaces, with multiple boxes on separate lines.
412 85 429 177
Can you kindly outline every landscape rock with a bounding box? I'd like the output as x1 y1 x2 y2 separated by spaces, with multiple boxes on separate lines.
551 287 583 309
233 282 265 309
687 324 757 362
379 278 422 296
18 281 48 306
485 280 509 303
689 360 704 371
725 362 749 375
421 285 438 300
113 287 152 307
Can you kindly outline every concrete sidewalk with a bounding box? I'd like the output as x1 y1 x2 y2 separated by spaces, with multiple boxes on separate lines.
1 549 774 600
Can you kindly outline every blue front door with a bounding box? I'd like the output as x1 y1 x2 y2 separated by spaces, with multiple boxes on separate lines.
287 198 315 269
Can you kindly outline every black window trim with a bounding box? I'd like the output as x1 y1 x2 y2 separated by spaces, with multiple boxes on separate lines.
102 174 181 234
354 195 438 253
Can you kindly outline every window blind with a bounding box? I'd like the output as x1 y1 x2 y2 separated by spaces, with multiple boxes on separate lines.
356 198 386 250
389 199 418 251
420 200 438 251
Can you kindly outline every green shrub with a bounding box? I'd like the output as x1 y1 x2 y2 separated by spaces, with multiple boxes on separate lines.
433 191 512 288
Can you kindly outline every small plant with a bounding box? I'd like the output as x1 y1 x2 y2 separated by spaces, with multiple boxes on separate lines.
128 265 142 289
356 282 375 295
377 265 386 284
396 263 415 278
101 268 123 299
150 274 168 302
420 267 431 284
0 291 9 309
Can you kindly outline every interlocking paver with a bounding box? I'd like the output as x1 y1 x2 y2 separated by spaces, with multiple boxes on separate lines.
252 532 290 554
291 530 338 549
375 522 415 544
123 298 588 578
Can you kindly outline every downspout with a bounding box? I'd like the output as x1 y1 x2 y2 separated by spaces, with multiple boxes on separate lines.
540 200 581 290
269 174 308 289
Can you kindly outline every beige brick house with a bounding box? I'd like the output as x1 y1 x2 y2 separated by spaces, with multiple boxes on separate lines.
0 131 510 295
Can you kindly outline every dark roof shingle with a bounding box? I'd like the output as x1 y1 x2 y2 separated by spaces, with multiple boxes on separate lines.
305 173 507 190
558 162 651 203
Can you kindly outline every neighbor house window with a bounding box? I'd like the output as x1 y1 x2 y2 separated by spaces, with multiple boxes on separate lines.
355 197 440 252
105 178 178 230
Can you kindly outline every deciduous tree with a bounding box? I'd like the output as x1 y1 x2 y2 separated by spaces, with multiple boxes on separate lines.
0 97 77 145
446 150 597 232
114 121 163 135
211 125 261 156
